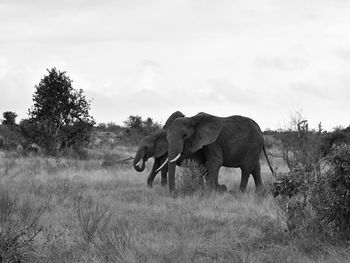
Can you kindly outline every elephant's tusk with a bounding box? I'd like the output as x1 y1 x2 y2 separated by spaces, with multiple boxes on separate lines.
155 158 168 173
136 159 143 168
170 153 181 163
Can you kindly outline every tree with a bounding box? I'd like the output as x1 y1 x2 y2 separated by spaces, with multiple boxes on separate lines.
124 115 143 132
124 115 161 135
20 68 95 155
2 111 17 125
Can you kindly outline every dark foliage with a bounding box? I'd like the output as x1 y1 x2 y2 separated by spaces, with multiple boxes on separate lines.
310 144 350 239
123 115 161 145
176 160 207 195
271 165 309 199
124 115 161 134
0 124 24 150
19 68 95 155
2 111 17 126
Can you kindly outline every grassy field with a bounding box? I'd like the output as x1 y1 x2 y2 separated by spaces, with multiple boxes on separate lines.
0 148 350 263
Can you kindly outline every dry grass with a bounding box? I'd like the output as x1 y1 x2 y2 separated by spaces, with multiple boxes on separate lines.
0 150 349 263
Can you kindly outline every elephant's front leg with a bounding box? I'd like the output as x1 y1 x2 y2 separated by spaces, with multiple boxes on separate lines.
205 161 226 192
160 166 168 186
147 158 161 187
204 147 226 192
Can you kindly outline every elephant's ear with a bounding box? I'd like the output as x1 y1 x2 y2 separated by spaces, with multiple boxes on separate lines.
154 132 169 158
163 111 185 131
189 114 222 153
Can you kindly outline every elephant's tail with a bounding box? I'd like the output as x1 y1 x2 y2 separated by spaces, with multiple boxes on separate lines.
263 145 275 175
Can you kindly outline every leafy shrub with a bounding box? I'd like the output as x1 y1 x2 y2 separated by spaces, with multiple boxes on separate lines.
270 165 310 199
310 144 350 239
2 111 17 126
269 116 324 233
176 160 206 195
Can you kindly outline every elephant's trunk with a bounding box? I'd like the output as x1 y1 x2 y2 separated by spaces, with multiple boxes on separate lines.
133 152 145 172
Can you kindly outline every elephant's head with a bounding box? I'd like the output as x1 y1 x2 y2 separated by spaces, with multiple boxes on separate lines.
163 111 185 131
133 130 169 172
166 113 222 191
133 111 185 172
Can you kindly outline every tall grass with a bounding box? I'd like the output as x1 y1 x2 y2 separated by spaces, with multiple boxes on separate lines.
0 149 350 262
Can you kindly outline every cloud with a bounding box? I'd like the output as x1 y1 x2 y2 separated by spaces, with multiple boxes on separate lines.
128 60 161 92
336 48 350 61
1 0 350 131
205 79 262 105
255 56 309 71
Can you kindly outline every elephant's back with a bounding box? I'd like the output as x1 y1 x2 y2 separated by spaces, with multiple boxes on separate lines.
223 115 263 133
221 115 264 148
220 115 264 167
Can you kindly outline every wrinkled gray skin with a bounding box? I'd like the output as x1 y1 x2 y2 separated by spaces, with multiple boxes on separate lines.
166 112 274 193
133 111 206 187
133 130 206 186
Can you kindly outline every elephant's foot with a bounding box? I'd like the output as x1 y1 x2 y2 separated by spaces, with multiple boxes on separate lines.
218 184 227 192
255 185 265 196
161 180 167 186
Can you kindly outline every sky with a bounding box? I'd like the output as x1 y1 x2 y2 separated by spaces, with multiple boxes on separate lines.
0 0 349 131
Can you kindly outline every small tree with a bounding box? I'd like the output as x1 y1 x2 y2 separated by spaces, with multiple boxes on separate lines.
124 115 143 132
20 68 95 155
2 111 17 125
124 115 161 143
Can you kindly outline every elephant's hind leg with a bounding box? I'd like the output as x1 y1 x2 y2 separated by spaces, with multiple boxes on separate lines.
251 163 264 194
239 169 250 192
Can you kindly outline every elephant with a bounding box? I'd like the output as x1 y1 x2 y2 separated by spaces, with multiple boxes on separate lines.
165 112 274 193
133 111 206 187
133 129 206 186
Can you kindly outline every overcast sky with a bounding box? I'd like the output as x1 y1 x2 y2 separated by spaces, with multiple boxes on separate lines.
0 0 349 130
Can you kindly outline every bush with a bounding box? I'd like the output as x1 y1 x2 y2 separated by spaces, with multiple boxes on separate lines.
310 144 350 239
2 111 17 126
270 116 321 200
176 160 206 195
124 115 161 145
270 164 310 199
0 124 24 151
